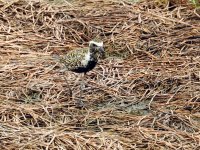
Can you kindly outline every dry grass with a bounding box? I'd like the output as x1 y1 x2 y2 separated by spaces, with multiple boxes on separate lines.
0 0 200 149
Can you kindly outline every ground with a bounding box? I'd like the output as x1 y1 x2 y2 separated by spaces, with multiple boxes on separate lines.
0 0 200 149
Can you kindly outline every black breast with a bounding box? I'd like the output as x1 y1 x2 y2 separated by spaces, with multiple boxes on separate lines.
71 60 97 73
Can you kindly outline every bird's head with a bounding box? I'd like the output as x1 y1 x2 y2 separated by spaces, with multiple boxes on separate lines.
89 40 105 59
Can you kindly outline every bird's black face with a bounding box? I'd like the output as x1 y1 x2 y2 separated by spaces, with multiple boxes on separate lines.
98 46 105 59
89 42 105 59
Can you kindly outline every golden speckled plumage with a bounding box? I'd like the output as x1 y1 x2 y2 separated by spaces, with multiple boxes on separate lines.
60 48 89 71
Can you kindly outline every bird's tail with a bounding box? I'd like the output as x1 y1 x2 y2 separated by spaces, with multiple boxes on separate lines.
53 54 68 67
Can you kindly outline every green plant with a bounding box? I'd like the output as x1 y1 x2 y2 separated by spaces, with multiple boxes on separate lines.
189 0 200 8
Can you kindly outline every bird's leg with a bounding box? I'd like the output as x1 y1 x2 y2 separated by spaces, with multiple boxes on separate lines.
63 73 72 100
76 73 85 108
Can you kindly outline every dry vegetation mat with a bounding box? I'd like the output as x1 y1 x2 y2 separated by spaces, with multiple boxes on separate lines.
0 0 200 149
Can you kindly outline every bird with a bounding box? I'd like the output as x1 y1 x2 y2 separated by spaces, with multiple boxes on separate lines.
59 40 105 107
60 40 105 74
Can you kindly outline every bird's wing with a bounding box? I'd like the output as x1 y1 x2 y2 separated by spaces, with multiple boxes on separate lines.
60 48 88 70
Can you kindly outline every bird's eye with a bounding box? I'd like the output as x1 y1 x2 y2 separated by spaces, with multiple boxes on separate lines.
91 43 97 47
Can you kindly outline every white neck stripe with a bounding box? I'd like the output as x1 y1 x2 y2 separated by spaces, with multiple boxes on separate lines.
89 41 103 47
